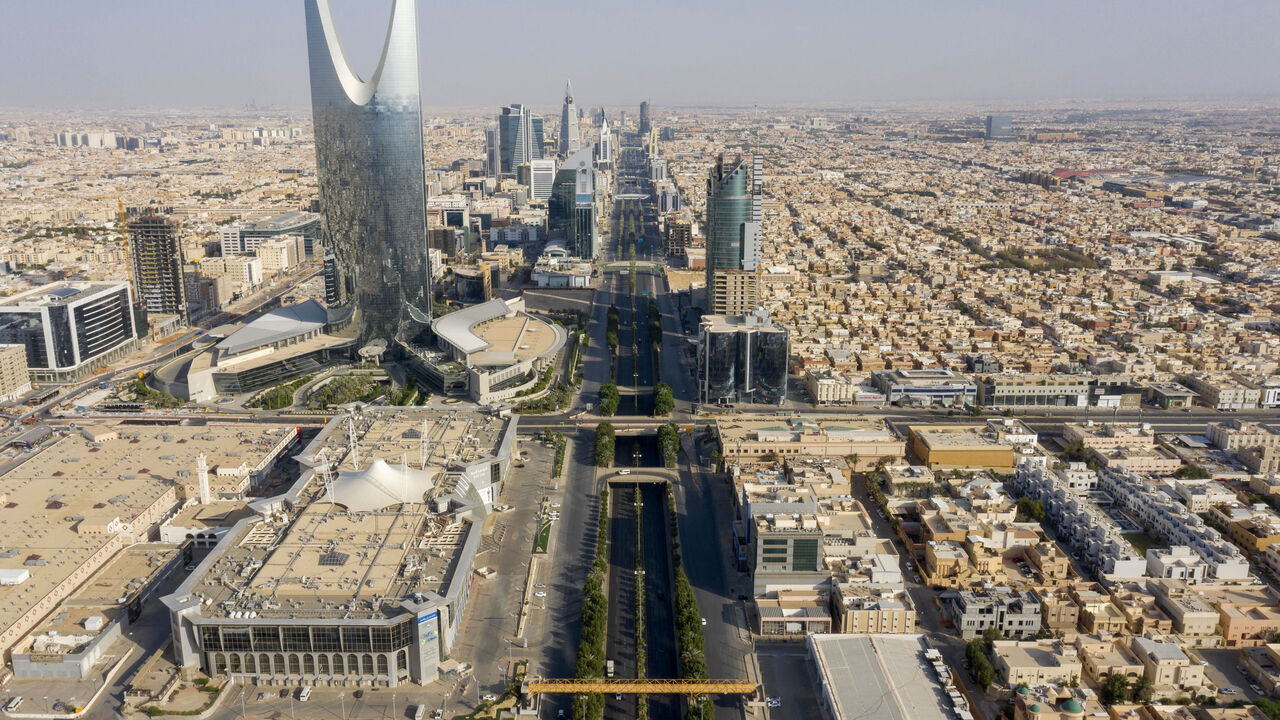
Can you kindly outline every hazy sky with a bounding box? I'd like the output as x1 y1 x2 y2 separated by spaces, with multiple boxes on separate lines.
2 0 1278 111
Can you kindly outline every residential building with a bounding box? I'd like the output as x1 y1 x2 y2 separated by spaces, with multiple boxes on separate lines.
949 587 1042 639
831 586 917 634
1208 419 1280 451
1075 635 1143 686
991 640 1082 686
1130 636 1207 692
0 344 31 402
1146 579 1220 637
1179 373 1261 410
1147 546 1210 584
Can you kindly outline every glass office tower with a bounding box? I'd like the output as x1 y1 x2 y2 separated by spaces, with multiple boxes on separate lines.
705 154 762 314
304 0 432 347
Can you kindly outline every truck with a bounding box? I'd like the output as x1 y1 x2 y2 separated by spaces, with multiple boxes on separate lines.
606 660 615 678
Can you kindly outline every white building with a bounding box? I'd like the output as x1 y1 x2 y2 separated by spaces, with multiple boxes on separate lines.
530 158 556 202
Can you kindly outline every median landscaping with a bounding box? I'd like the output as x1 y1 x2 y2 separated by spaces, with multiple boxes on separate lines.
573 487 610 720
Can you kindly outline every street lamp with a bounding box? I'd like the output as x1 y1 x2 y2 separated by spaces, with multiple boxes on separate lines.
340 692 346 720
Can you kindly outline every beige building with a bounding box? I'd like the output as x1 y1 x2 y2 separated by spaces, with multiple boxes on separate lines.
1075 635 1144 686
1208 419 1280 452
1147 579 1220 637
833 585 917 634
1130 636 1207 691
1062 422 1155 450
709 268 760 316
992 639 1083 686
716 416 904 470
909 424 1016 470
0 343 31 402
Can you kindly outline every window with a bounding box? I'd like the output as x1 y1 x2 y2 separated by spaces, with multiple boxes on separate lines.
343 627 371 652
200 626 222 651
283 627 311 652
252 626 280 650
221 627 251 651
312 626 341 652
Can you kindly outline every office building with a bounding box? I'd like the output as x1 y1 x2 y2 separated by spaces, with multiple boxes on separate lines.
547 147 599 259
872 368 977 407
484 124 500 177
0 282 138 382
305 0 433 346
453 265 493 304
219 211 320 261
496 104 544 176
529 158 556 202
126 208 188 323
165 408 518 688
705 153 762 314
558 80 580 157
986 114 1013 140
638 100 651 136
698 309 789 406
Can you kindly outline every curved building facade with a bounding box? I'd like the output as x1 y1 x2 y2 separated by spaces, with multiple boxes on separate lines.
305 0 432 347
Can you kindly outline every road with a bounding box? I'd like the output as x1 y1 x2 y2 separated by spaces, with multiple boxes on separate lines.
604 487 640 719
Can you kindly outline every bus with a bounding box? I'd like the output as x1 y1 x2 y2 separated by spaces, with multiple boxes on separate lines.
606 660 615 678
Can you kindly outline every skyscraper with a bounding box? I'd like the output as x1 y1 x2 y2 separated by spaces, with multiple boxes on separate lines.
596 117 613 169
705 153 762 315
497 104 545 176
530 158 557 202
305 0 432 346
126 207 188 323
985 114 1013 140
548 148 599 259
559 80 580 157
638 100 651 136
484 124 500 177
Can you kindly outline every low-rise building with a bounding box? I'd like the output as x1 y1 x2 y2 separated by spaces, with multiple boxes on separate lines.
1147 546 1210 584
991 639 1082 686
909 424 1016 470
0 343 31 402
871 367 976 408
1179 373 1261 410
1130 636 1207 692
832 586 917 634
1147 579 1220 637
977 374 1090 409
949 587 1042 639
1208 420 1280 452
716 416 904 471
1075 635 1144 687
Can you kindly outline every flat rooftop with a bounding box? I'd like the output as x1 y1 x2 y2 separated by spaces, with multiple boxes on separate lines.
66 422 297 499
195 500 469 619
0 281 124 308
303 409 510 480
809 634 956 720
915 426 1010 450
470 313 558 366
24 543 182 654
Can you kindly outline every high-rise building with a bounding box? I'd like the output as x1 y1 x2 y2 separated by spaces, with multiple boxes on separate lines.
0 282 138 382
705 153 762 315
596 117 613 169
530 158 557 202
497 104 545 176
698 309 789 406
548 148 599 259
559 80 580 157
638 100 651 136
305 0 433 346
985 114 1013 140
664 219 692 259
126 208 188 323
484 125 501 178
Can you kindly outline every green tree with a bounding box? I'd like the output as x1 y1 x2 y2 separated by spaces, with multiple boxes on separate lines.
1131 676 1155 703
1015 497 1046 523
1174 464 1210 480
594 423 616 467
1100 673 1129 704
598 383 620 416
657 423 680 469
653 382 674 416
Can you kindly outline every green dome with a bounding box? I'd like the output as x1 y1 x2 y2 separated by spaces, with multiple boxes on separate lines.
1029 704 1042 712
1017 686 1030 695
1063 699 1084 713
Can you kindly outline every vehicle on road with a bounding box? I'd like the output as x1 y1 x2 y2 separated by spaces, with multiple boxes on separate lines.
766 697 781 708
257 693 266 701
557 711 565 718
1221 688 1238 695
535 591 547 597
606 659 615 678
413 706 427 720
535 583 546 588
5 697 24 712
701 617 707 626
298 687 312 702
482 694 497 702
618 469 630 475
616 693 623 700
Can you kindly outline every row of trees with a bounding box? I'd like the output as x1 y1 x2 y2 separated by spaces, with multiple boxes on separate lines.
646 300 663 385
595 423 616 467
666 486 713 720
606 307 621 360
657 423 680 469
633 487 649 720
572 487 611 720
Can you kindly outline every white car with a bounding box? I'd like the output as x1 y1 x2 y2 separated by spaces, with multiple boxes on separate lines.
618 469 631 475
1221 688 1238 695
701 617 707 626
551 502 561 508
535 591 547 597
482 694 497 702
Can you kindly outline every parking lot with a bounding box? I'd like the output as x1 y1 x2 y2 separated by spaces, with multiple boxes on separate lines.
1198 648 1268 702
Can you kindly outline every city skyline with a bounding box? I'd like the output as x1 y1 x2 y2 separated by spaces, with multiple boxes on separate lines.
3 1 1280 110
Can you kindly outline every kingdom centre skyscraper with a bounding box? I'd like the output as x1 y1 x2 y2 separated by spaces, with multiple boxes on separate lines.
304 0 432 348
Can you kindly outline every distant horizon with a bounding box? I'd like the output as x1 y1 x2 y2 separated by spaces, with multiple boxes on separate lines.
2 0 1277 112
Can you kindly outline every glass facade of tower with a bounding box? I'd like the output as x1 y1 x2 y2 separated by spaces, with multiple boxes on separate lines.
305 0 432 347
705 154 756 289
